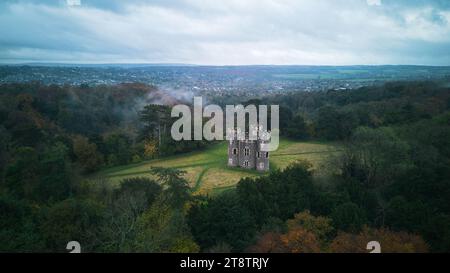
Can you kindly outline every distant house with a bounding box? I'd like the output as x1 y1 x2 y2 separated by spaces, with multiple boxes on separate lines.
227 132 270 172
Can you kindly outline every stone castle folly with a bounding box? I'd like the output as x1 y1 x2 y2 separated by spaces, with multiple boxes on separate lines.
227 129 270 172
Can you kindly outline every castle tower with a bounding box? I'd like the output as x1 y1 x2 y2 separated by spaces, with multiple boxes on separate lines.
227 129 239 167
228 138 239 167
256 139 270 172
239 138 256 169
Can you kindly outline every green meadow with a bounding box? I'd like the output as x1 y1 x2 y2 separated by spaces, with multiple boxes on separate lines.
95 139 340 195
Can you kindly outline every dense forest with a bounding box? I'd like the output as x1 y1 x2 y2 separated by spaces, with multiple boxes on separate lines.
0 81 449 252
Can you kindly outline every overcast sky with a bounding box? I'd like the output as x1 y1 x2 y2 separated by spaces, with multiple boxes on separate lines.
1 0 450 65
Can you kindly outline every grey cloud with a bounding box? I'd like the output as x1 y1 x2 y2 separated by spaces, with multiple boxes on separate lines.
0 0 449 65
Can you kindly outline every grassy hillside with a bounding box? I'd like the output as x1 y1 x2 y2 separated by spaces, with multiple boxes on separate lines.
95 139 339 195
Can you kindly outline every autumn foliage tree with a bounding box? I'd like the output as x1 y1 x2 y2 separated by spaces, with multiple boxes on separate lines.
249 211 332 253
250 211 429 253
329 227 429 253
144 139 158 158
286 211 334 244
280 227 321 253
247 232 284 253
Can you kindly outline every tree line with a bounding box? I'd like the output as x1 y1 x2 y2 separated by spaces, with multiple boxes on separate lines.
1 80 449 252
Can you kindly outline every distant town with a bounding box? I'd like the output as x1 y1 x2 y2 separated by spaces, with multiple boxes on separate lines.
1 65 450 98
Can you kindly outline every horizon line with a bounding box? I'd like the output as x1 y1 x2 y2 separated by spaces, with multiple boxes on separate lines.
1 62 450 68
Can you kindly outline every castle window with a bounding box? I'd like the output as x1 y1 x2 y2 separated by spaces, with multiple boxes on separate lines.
244 147 250 156
265 152 269 158
244 161 249 167
257 152 261 158
232 148 237 155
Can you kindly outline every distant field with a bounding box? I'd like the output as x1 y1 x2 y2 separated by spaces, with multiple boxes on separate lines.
272 70 371 80
273 73 320 80
94 139 340 195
